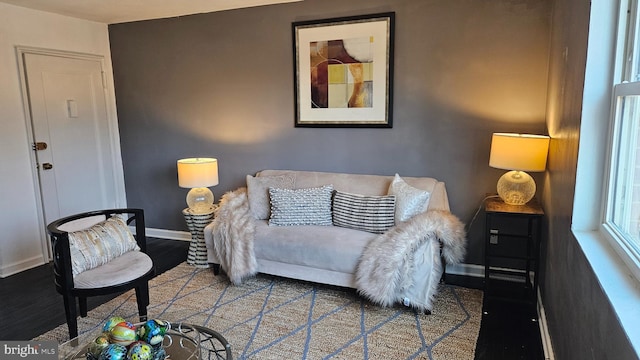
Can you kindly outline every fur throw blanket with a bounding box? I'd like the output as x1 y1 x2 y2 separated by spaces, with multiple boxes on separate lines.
355 210 466 311
210 187 257 284
211 189 466 311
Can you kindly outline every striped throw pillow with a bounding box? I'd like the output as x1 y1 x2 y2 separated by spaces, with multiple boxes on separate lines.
269 185 334 226
332 191 396 234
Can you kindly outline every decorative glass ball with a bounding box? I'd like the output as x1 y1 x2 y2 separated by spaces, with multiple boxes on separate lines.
102 317 126 332
127 342 153 360
137 319 170 347
88 335 110 358
109 322 137 347
97 344 128 360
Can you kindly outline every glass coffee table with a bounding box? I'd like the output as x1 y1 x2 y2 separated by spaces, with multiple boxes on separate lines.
59 322 232 360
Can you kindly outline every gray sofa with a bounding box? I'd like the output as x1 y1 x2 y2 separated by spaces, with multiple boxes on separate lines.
203 170 465 312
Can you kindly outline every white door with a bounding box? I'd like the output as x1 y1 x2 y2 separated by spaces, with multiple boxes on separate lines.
22 52 120 259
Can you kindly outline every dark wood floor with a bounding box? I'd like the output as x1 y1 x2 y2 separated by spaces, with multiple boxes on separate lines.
0 238 544 359
0 238 190 341
447 274 544 360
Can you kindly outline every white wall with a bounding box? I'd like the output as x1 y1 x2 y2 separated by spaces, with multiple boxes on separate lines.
0 3 125 277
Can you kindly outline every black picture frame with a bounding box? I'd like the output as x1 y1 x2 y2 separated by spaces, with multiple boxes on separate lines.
292 12 395 128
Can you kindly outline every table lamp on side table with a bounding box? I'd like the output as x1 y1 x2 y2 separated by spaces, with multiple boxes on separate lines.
177 157 219 213
489 133 549 205
177 158 219 268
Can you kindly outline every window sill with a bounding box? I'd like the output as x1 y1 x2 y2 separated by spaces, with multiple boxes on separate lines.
571 228 640 356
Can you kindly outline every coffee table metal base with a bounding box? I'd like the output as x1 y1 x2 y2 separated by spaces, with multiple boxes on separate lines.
59 322 232 360
174 323 232 360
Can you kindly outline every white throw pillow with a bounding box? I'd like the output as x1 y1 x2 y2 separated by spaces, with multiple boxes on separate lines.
68 216 140 276
332 190 396 234
269 185 333 226
387 173 431 223
246 174 296 220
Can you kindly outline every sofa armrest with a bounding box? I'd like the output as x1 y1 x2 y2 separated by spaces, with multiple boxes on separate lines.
428 181 450 212
203 221 220 264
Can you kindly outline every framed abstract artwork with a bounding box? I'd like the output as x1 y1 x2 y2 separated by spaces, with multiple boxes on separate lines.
292 12 395 128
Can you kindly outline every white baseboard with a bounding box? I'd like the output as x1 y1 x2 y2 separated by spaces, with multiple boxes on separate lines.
0 255 45 278
445 263 485 277
129 226 191 241
537 290 555 360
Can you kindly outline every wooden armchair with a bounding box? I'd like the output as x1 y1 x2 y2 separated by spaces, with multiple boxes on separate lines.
47 208 155 339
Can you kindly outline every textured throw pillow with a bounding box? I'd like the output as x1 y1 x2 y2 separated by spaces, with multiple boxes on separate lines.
269 185 333 226
247 174 296 219
332 191 396 234
68 216 140 276
387 173 431 223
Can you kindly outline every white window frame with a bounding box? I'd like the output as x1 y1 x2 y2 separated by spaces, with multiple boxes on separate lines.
572 0 640 355
601 0 640 283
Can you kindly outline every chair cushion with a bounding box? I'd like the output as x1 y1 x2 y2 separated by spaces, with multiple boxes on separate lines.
68 216 140 275
73 250 153 289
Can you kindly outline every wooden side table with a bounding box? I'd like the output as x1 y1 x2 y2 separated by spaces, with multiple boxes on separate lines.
183 207 216 268
484 196 544 308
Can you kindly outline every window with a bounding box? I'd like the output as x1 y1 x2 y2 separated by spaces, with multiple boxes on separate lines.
603 0 640 279
571 0 640 353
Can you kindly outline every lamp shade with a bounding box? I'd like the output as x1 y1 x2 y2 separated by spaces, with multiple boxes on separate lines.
489 133 550 172
177 158 219 188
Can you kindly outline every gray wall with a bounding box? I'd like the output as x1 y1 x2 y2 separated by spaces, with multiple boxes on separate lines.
108 0 638 356
109 0 551 266
543 0 637 359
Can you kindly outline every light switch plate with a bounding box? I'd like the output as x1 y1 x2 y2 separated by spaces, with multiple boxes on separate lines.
67 99 78 118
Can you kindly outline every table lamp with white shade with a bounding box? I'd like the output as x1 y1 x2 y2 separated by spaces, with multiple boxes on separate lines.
489 133 550 205
177 158 219 214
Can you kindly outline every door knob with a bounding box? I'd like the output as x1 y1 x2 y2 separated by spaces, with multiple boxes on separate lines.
34 142 48 151
42 163 53 170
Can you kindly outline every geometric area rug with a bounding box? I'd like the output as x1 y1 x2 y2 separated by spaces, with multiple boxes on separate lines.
35 262 483 359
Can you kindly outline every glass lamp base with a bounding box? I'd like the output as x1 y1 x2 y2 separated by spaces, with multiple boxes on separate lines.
186 187 214 214
497 170 536 205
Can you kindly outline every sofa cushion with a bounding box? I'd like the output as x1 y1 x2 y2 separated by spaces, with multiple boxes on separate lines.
269 185 333 226
67 216 140 276
332 191 396 234
256 170 448 211
388 173 431 223
254 220 377 274
247 174 296 219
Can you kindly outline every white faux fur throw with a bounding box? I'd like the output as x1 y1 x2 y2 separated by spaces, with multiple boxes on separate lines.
211 189 466 312
210 187 257 284
355 210 466 311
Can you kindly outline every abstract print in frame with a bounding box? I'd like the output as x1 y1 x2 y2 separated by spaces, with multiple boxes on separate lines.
293 12 395 128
